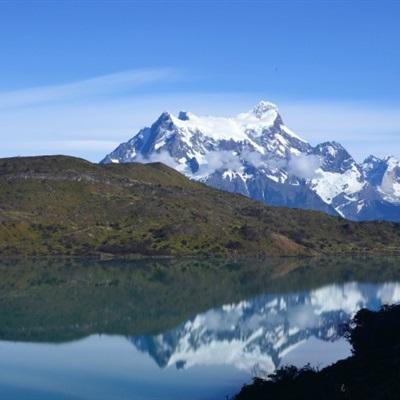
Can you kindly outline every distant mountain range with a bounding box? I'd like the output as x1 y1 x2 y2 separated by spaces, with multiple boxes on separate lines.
102 101 400 221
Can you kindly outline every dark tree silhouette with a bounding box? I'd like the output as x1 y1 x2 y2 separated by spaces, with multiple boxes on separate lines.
234 304 400 400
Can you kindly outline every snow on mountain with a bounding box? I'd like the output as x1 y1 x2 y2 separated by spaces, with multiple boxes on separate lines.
310 142 366 215
102 101 400 221
365 156 400 204
362 155 388 186
130 282 400 375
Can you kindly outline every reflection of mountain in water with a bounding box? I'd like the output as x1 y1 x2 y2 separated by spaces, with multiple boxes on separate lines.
132 282 400 376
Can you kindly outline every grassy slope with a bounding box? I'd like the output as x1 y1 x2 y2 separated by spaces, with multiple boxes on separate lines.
1 155 400 257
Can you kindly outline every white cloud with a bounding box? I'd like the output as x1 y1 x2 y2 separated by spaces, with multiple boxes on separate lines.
136 151 180 170
241 149 266 168
287 154 322 180
196 150 243 177
0 68 178 110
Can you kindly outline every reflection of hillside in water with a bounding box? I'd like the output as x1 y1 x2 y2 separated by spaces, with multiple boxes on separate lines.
132 282 400 376
1 257 400 345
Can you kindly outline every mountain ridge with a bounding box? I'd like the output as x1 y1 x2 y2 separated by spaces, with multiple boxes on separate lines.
102 101 400 222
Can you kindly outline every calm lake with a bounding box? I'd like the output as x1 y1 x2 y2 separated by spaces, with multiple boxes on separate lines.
1 257 400 400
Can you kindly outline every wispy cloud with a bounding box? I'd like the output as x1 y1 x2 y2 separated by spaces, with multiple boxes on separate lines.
287 154 322 180
0 68 178 109
1 76 400 163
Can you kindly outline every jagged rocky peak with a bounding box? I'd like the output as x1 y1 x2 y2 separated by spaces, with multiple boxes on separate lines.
153 100 281 126
363 155 399 171
385 155 400 170
362 155 399 188
154 111 174 125
313 141 356 173
314 141 349 159
252 100 279 119
362 155 386 185
377 156 400 203
178 111 190 121
363 154 383 166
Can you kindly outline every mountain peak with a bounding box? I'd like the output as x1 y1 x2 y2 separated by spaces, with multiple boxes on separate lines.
317 140 344 149
252 100 278 118
363 155 382 164
178 111 190 121
152 111 176 129
314 141 349 157
158 111 173 120
384 155 399 164
313 141 356 174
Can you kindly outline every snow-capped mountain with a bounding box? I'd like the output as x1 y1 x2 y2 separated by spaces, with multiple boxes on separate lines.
101 101 400 221
130 282 400 375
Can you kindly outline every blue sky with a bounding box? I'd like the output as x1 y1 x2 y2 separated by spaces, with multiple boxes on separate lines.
0 0 400 161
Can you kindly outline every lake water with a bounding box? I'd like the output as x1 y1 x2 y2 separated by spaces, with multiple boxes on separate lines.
1 257 400 400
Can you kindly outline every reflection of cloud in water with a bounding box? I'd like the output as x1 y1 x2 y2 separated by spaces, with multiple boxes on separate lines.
310 283 366 315
377 283 400 304
287 304 319 330
200 308 244 331
131 282 400 376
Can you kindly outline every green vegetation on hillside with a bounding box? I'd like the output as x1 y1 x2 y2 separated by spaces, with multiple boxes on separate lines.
1 155 400 257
